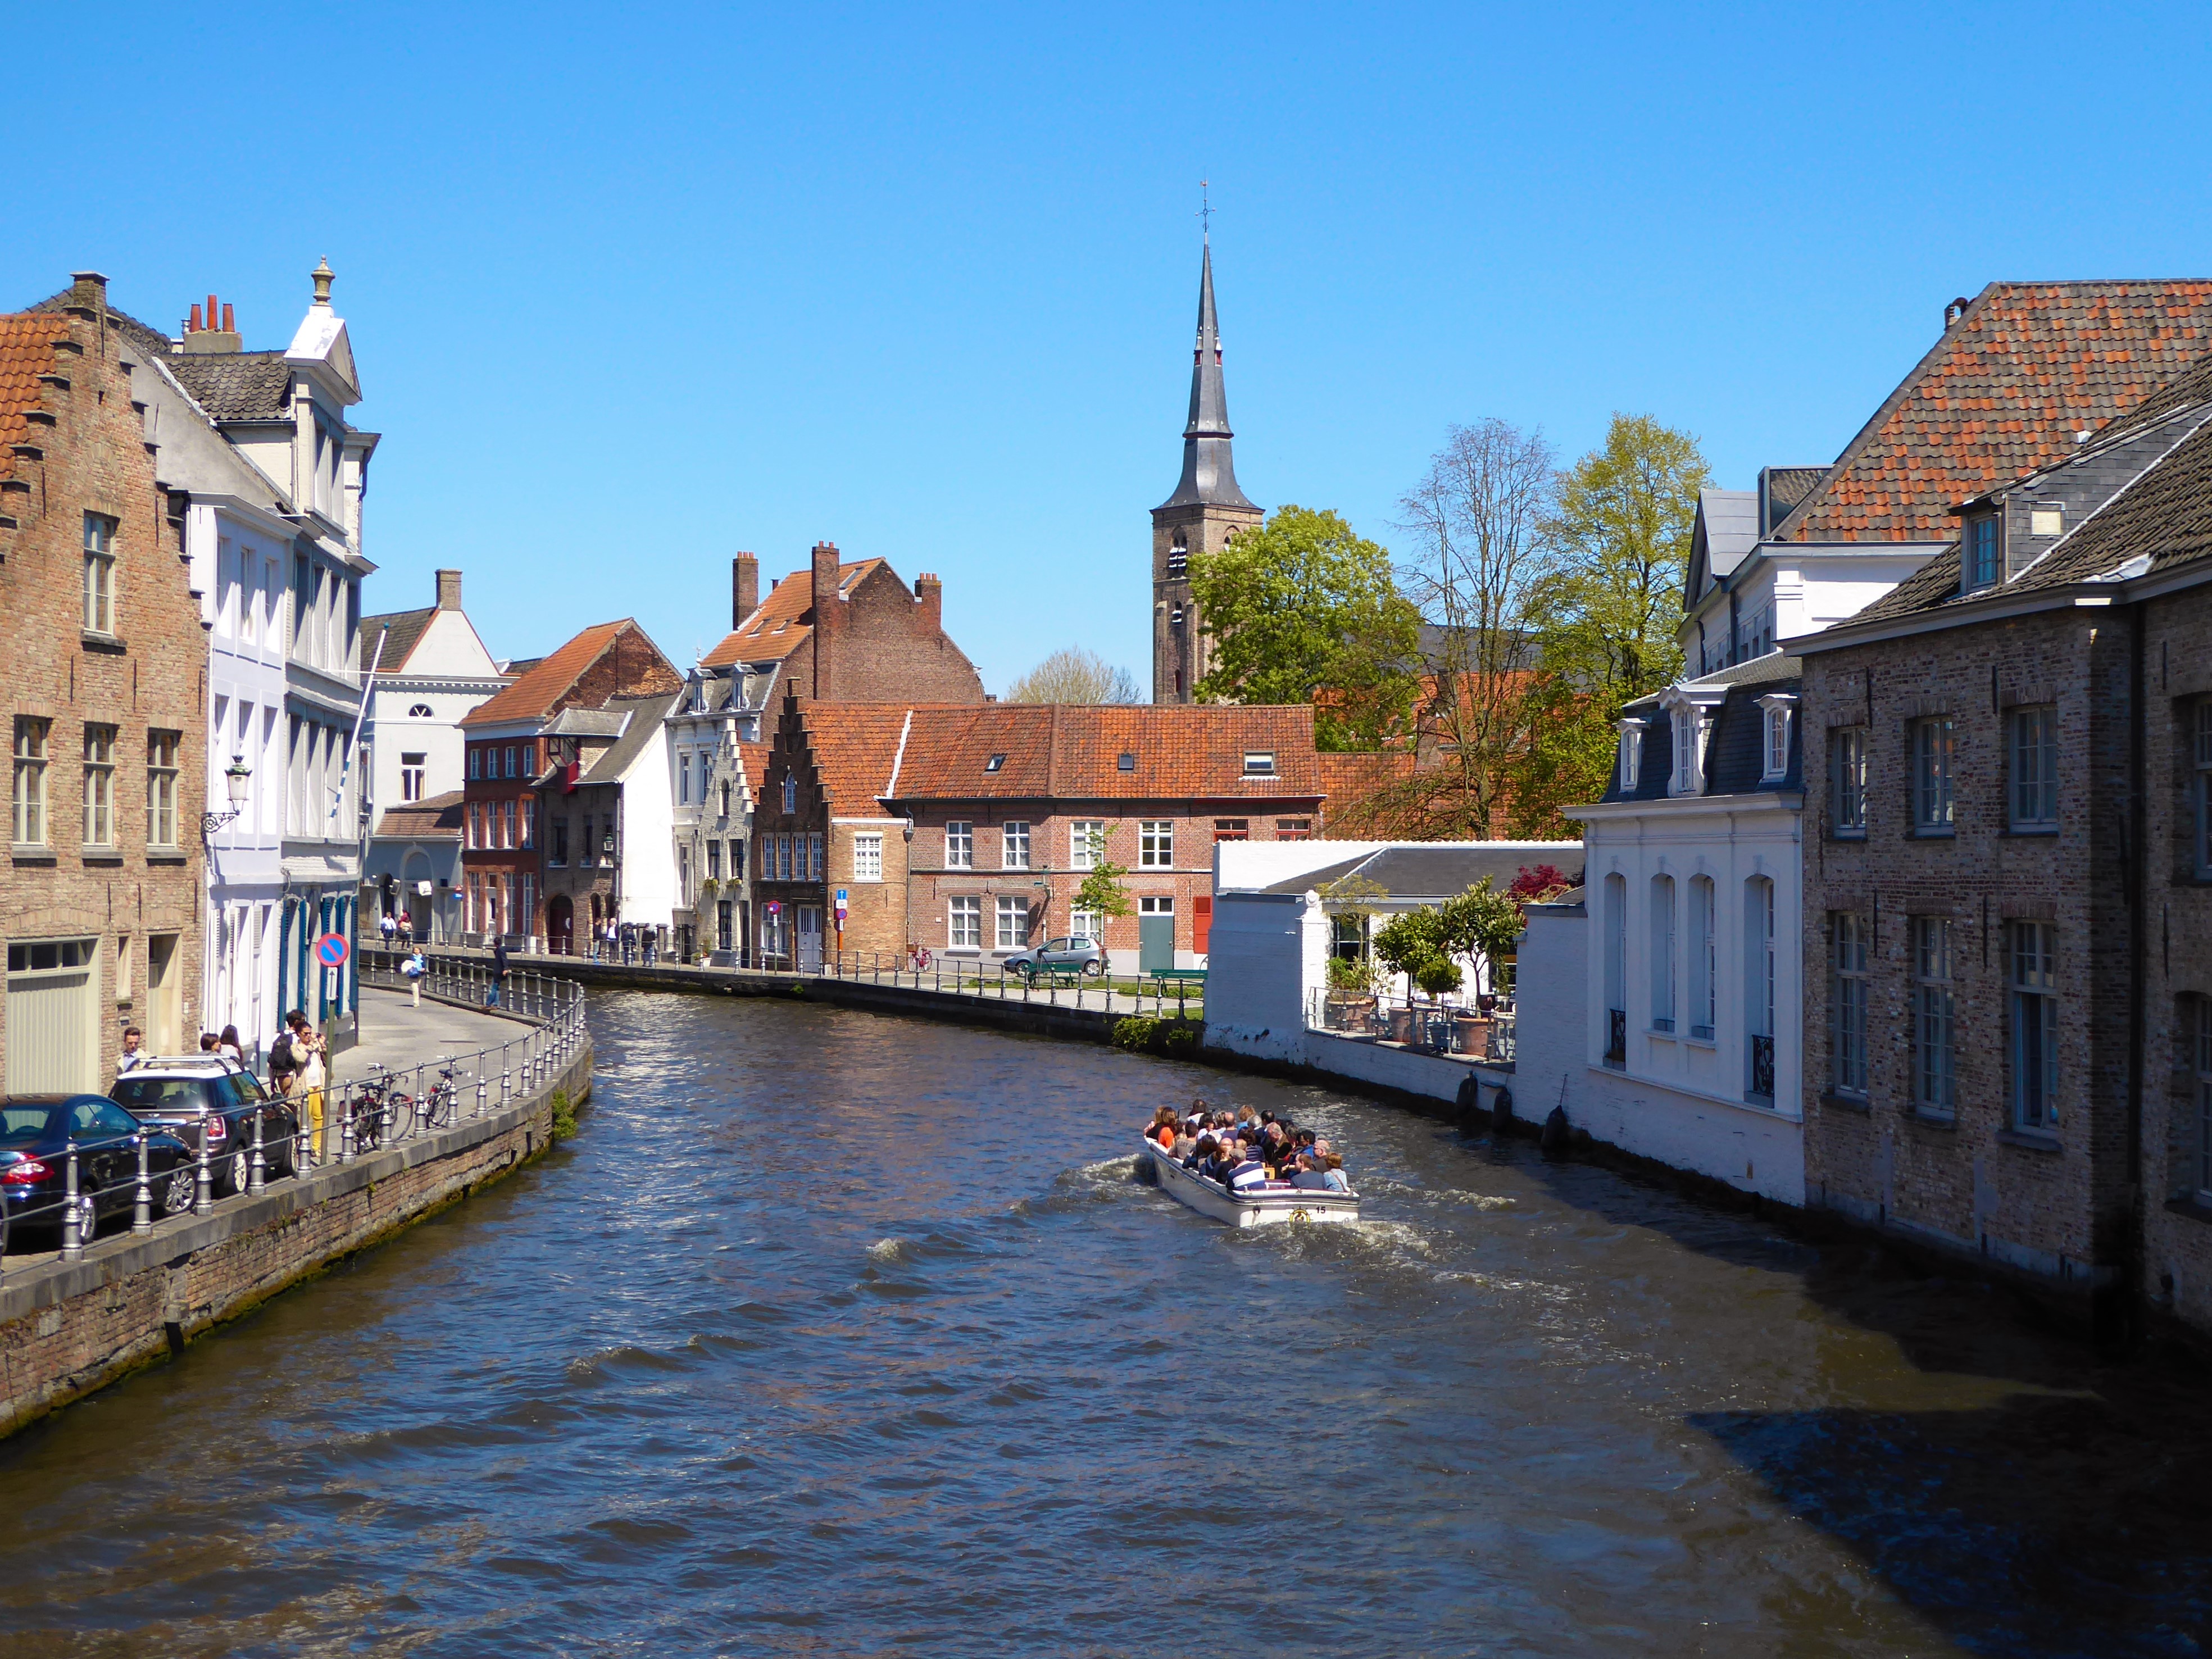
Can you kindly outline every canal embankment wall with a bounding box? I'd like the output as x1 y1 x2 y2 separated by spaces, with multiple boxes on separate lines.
0 999 592 1441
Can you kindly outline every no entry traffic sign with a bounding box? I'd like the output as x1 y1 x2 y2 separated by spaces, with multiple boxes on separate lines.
315 931 351 970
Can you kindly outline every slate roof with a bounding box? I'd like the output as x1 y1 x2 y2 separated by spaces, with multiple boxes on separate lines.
165 351 292 421
360 607 435 672
26 287 172 365
700 558 887 669
580 693 680 785
1260 844 1582 898
1604 659 1802 803
1775 281 2212 543
372 789 464 840
463 622 629 727
0 312 71 490
1760 466 1827 532
883 703 1323 802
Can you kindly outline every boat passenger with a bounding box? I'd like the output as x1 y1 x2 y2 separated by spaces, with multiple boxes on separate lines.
1320 1155 1349 1193
1291 1154 1333 1192
1227 1149 1266 1193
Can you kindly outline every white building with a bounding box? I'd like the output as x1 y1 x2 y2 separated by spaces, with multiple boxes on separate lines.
106 267 376 1057
665 668 763 962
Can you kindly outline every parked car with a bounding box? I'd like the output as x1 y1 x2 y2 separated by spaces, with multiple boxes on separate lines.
1001 934 1106 980
111 1058 299 1194
1 1094 196 1244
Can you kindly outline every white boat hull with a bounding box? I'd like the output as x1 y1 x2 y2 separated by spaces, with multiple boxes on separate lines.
1139 1138 1361 1229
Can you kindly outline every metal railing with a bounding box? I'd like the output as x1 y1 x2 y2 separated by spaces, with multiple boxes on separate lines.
1307 989 1515 1062
1 965 588 1271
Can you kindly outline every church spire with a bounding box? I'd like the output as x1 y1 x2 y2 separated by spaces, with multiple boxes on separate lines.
1158 234 1257 512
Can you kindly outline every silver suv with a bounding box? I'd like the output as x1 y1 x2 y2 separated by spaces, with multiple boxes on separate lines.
1002 935 1106 980
110 1056 299 1193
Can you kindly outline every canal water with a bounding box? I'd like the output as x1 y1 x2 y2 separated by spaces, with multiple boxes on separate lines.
1 993 2206 1657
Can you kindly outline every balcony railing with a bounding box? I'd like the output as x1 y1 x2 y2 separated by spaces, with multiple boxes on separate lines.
1307 989 1515 1063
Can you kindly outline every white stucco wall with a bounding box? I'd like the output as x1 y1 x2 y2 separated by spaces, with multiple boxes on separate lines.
617 724 678 928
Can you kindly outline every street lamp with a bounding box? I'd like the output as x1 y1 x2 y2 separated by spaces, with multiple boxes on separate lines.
201 756 253 846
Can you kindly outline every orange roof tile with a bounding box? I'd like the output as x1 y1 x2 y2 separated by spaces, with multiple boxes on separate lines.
734 739 771 809
1780 281 2212 542
462 621 626 726
784 703 914 814
701 558 887 669
0 313 71 490
882 703 1323 802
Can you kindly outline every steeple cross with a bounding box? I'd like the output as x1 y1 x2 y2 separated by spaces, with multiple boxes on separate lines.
1198 180 1211 241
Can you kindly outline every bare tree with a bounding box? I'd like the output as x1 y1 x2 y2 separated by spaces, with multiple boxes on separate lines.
1382 419 1559 837
1002 647 1143 705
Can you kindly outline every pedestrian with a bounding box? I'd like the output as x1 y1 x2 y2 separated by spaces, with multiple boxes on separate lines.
219 1025 243 1065
296 1027 328 1163
115 1025 147 1077
379 910 397 946
643 928 657 968
490 937 510 1007
621 922 635 966
266 1016 299 1099
403 947 428 1008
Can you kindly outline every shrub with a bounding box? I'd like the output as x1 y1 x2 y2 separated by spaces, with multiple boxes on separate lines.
1114 1016 1206 1058
549 1086 579 1142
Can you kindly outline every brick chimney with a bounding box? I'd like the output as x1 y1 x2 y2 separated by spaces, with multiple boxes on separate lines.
810 541 841 698
733 553 758 628
916 572 943 635
435 569 463 611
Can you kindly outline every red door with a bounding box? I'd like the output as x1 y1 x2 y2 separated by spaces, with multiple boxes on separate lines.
1193 894 1212 956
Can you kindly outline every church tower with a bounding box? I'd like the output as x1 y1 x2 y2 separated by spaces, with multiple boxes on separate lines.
1152 236 1262 703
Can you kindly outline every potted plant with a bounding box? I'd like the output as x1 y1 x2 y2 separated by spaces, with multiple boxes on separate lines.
1323 952 1378 1032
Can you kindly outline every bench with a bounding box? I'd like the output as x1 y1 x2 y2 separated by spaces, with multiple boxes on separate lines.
1149 968 1208 985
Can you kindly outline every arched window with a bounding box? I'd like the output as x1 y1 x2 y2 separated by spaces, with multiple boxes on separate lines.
1744 876 1775 1102
407 703 433 718
1602 874 1627 1066
1648 875 1675 1033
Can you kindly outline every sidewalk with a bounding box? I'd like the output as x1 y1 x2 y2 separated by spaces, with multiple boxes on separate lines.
333 988 536 1088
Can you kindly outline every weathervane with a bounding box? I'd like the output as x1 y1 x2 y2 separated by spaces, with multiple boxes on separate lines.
1198 180 1212 241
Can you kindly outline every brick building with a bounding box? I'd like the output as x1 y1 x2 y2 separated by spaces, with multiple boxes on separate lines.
1 275 207 1086
1797 346 2212 1339
751 695 1321 971
457 620 679 946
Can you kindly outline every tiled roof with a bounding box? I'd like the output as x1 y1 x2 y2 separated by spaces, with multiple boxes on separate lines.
360 607 435 672
1314 751 1420 837
1777 281 2212 542
165 351 292 421
462 621 627 726
26 288 172 365
735 739 770 809
0 313 70 489
372 789 464 839
701 558 886 669
786 703 914 813
885 703 1323 802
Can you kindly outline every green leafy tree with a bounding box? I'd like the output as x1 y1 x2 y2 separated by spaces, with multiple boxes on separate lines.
1371 879 1526 999
1187 506 1421 751
1073 827 1131 930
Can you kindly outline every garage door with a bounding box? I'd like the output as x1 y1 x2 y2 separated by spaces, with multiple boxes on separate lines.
7 938 97 1093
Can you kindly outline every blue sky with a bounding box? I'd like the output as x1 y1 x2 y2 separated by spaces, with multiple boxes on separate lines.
11 2 2212 692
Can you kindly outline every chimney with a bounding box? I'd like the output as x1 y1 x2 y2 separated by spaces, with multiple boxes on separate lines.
435 569 463 611
733 553 759 628
916 572 943 634
65 271 109 319
810 541 841 698
1943 295 1972 331
181 289 242 354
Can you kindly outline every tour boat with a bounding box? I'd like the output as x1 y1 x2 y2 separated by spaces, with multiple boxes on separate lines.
1137 1137 1361 1229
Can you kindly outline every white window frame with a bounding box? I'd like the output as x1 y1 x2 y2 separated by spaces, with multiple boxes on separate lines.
679 753 691 806
948 894 982 950
1069 906 1102 945
1688 875 1715 1041
1138 820 1174 869
81 723 115 848
853 831 883 882
944 820 974 870
400 752 426 803
1616 719 1642 790
1242 751 1275 776
1070 820 1105 871
2009 921 2060 1134
1648 874 1675 1034
82 512 117 636
147 731 179 849
806 832 824 881
1001 820 1030 870
12 717 47 847
2008 706 2059 830
1832 725 1868 837
995 895 1029 950
782 773 797 814
1757 693 1796 782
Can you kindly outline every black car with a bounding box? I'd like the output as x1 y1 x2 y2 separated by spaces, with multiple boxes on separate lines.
0 1094 197 1246
111 1062 300 1194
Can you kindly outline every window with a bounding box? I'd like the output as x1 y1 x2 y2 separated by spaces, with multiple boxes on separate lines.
467 801 482 850
1277 818 1311 839
1649 875 1675 1033
407 704 433 719
580 815 595 865
996 896 1029 950
521 799 535 849
400 752 426 803
720 780 732 820
1070 821 1105 870
679 754 691 804
468 748 482 781
12 717 49 845
550 818 568 866
1913 717 1954 832
1070 906 1102 944
1688 876 1715 1041
1965 514 2000 590
1759 696 1795 781
2196 701 2212 878
944 821 974 869
1166 539 1188 578
2010 922 2060 1133
776 833 793 881
465 871 481 933
1745 876 1775 1101
781 774 797 814
147 731 178 848
731 838 746 880
706 839 721 880
1670 706 1706 795
1243 752 1275 776
984 753 1006 774
1116 752 1135 772
1139 895 1174 915
82 513 117 635
853 831 883 881
79 724 115 848
2008 706 2058 829
1139 821 1173 868
2193 999 2212 1200
1213 819 1249 842
1831 913 1869 1097
1001 821 1030 870
503 746 517 779
503 799 516 850
1911 917 1956 1117
948 895 982 949
1616 720 1641 790
1832 726 1868 835
806 833 823 880
1602 874 1627 1067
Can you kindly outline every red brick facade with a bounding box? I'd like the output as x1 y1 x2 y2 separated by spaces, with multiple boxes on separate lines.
0 276 206 1085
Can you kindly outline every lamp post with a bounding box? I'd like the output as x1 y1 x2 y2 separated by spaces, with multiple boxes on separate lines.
199 756 253 846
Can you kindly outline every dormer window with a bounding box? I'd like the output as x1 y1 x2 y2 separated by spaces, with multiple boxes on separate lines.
1661 695 1719 797
1616 719 1642 790
1242 751 1275 776
1757 693 1798 782
984 753 1006 773
1965 513 2000 591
